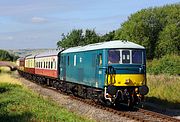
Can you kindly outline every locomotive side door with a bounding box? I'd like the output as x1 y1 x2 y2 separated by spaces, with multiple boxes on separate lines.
95 51 103 88
63 56 66 80
59 55 66 81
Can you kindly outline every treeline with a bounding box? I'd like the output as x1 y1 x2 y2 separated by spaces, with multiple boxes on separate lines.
115 3 180 59
0 49 19 61
57 3 180 60
57 29 115 48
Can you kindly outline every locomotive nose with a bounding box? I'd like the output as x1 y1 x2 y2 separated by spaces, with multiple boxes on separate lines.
139 85 149 95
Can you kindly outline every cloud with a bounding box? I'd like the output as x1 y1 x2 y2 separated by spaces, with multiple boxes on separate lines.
7 36 13 40
0 35 14 40
31 17 47 23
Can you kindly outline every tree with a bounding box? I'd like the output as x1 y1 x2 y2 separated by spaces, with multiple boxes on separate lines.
83 29 100 45
57 29 84 49
100 30 116 42
0 49 19 61
155 23 180 58
115 3 180 59
57 29 101 48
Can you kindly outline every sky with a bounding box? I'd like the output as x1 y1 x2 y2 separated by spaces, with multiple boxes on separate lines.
0 0 179 49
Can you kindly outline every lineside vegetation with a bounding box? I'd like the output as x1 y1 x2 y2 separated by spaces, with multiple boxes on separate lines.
0 68 93 122
147 74 180 109
147 55 180 75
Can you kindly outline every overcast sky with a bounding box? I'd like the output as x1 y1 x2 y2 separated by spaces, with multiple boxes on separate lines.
0 0 179 49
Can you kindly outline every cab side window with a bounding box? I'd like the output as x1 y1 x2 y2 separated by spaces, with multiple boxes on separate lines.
99 54 102 66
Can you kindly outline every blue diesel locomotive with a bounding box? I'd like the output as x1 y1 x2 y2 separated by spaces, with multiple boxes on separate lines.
59 40 149 106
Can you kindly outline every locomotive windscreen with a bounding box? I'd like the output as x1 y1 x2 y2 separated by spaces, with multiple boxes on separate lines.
108 49 144 64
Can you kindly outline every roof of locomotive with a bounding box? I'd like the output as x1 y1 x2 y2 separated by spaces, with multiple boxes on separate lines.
36 50 59 58
61 40 145 53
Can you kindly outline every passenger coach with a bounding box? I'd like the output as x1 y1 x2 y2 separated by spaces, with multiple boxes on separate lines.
24 54 36 74
35 50 59 78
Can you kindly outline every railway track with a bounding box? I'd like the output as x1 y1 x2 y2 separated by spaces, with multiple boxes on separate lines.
19 74 180 122
70 96 180 122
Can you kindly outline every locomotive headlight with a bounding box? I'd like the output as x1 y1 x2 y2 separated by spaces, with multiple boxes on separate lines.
135 88 138 92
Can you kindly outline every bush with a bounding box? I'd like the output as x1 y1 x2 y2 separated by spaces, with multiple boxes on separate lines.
147 54 180 75
0 49 19 61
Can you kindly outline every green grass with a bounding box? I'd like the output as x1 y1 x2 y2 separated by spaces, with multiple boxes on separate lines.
147 74 180 109
0 79 92 122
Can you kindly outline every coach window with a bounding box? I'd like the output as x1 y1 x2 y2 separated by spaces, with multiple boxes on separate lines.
122 50 130 63
45 62 46 68
55 61 56 69
51 61 53 69
46 62 47 68
41 61 44 68
48 61 50 69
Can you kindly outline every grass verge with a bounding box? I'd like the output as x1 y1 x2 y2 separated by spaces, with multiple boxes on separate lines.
0 69 93 122
147 74 180 109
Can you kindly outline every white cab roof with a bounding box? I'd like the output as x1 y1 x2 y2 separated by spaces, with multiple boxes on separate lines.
62 40 145 53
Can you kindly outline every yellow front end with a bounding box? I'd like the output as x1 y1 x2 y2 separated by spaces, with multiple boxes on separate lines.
106 74 146 86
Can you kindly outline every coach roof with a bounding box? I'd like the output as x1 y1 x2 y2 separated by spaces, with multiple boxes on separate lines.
62 40 145 53
36 50 59 58
26 54 36 59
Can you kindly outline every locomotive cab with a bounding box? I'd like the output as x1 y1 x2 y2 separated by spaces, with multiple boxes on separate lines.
104 48 149 106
